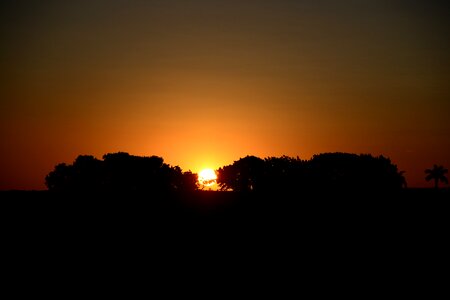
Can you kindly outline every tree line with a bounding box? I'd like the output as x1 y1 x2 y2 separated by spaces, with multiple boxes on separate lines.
216 153 406 192
46 152 409 194
45 152 197 193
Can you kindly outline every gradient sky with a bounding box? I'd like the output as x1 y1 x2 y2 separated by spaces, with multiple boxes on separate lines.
1 0 449 190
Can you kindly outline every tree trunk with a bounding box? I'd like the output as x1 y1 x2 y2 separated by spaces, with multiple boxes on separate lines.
434 178 439 189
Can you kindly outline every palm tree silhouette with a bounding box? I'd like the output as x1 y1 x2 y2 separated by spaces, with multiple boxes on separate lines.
425 165 448 189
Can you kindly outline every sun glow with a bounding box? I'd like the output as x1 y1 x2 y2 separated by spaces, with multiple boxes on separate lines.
198 168 217 187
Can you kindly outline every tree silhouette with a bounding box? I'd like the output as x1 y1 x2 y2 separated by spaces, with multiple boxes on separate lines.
425 165 448 189
170 167 199 192
72 155 103 192
47 151 405 194
216 156 265 192
46 152 198 193
217 153 405 192
263 156 305 192
102 152 169 192
306 153 405 192
45 163 75 192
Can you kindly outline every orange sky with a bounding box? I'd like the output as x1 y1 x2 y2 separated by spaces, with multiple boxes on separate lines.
1 1 449 189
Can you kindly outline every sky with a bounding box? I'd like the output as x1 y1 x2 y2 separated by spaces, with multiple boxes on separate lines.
1 0 449 190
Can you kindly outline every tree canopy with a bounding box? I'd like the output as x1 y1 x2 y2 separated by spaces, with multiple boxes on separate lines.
45 152 198 193
216 153 406 193
46 152 406 194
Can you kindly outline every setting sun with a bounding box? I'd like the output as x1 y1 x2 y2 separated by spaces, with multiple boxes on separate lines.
198 168 217 187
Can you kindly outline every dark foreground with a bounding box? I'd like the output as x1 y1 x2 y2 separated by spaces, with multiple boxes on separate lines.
2 188 448 234
1 188 448 291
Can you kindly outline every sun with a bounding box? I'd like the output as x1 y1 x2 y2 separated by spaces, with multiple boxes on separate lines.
198 168 217 187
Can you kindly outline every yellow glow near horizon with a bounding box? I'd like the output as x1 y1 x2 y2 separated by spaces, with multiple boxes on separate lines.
198 168 217 187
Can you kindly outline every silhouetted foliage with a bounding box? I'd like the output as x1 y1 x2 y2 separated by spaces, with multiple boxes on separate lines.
216 156 265 192
216 152 406 193
72 155 103 192
262 156 306 192
46 152 198 193
47 151 405 194
45 163 75 192
425 165 448 189
307 153 405 192
171 167 199 192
